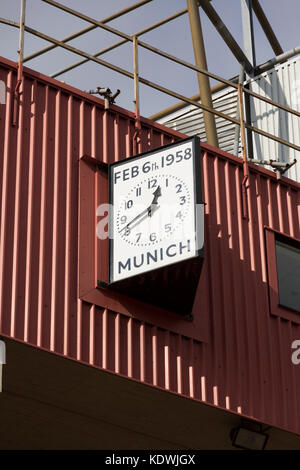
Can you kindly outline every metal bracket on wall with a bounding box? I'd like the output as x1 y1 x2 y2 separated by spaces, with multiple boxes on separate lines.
85 86 120 110
249 158 297 179
80 155 109 173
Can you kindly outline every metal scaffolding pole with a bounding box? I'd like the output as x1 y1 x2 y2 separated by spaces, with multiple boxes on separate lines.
186 0 218 147
2 16 299 122
50 8 188 79
241 0 255 158
198 0 254 76
233 66 245 156
257 46 300 74
17 0 26 68
24 0 153 63
238 83 249 219
13 0 26 126
133 36 141 155
252 0 283 56
40 0 226 87
148 78 239 121
2 16 299 154
241 0 256 71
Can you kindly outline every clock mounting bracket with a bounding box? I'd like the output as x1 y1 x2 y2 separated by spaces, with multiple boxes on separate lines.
78 138 208 342
101 136 205 318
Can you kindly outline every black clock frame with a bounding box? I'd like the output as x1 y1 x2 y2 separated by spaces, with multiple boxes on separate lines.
102 136 204 318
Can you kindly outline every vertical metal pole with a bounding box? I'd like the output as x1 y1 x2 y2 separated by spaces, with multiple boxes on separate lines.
241 0 255 157
13 0 26 126
186 0 218 148
133 35 141 155
241 0 256 70
238 83 249 219
233 65 245 155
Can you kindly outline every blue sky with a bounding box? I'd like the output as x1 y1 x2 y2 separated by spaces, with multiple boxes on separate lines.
0 0 299 116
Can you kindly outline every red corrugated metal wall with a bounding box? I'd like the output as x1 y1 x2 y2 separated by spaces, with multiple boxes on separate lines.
1 57 300 435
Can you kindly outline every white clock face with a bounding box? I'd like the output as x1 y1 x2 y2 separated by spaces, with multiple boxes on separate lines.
116 174 191 247
109 138 203 283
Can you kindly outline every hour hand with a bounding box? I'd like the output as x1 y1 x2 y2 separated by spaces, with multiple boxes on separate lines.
148 186 161 216
119 186 162 233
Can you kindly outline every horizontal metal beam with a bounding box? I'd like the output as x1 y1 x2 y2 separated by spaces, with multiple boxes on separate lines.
251 0 283 55
41 0 137 42
39 0 300 124
245 83 300 118
43 0 299 121
148 79 238 121
51 8 188 78
0 18 133 79
7 19 300 153
24 0 153 63
198 0 254 75
40 1 242 89
1 16 299 154
256 46 300 73
2 15 300 121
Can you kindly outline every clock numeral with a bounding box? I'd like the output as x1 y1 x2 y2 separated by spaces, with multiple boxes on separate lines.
136 187 142 197
124 227 131 236
161 153 175 167
148 178 157 189
165 178 169 187
176 211 183 220
125 199 133 209
150 232 157 242
161 148 192 168
184 147 192 159
166 154 174 166
142 161 151 173
176 184 182 193
136 232 142 243
164 224 171 232
179 196 186 205
120 215 127 224
176 150 183 162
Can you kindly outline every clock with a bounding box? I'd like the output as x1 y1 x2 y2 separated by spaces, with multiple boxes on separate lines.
116 174 191 246
106 136 204 316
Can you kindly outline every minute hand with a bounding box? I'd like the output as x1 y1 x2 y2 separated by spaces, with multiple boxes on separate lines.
119 207 149 233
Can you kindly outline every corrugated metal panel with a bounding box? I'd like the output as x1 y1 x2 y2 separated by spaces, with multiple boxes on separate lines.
158 87 240 155
249 56 300 181
158 56 300 183
1 56 300 437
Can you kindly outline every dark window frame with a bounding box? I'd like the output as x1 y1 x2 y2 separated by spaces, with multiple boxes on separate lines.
265 228 300 323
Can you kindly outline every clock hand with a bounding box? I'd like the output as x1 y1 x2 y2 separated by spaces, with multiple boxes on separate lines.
119 207 149 233
119 186 162 233
148 185 161 216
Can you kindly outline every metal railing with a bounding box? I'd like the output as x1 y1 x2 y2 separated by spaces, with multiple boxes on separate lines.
1 0 299 159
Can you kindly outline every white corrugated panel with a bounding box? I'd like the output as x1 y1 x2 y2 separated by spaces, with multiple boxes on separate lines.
158 86 240 156
249 56 300 181
158 56 300 182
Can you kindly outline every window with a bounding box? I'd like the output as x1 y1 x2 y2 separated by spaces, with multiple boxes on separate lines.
265 228 300 323
276 240 300 313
